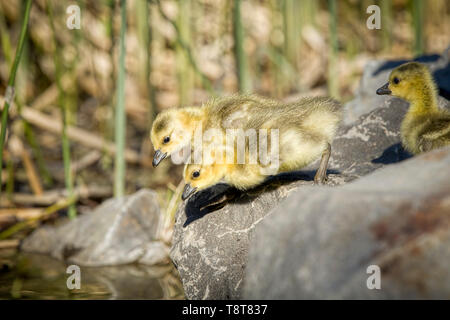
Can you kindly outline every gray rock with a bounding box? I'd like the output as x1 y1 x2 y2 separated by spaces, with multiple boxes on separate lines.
331 97 409 178
244 147 450 299
21 189 169 266
344 48 450 124
170 95 429 299
171 175 350 300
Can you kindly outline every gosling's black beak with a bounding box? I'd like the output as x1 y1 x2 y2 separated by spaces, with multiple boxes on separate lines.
182 184 197 200
152 149 167 167
376 82 391 95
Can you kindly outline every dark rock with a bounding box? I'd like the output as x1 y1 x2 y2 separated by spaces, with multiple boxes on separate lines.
244 147 450 299
21 189 169 266
171 173 351 299
331 98 411 178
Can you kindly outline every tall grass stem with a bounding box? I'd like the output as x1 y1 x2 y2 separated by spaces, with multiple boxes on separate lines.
233 0 251 92
114 0 127 198
327 0 339 99
0 0 32 195
412 0 424 56
47 0 76 218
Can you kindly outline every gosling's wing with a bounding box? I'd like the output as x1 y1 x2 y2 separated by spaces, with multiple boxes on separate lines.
418 116 450 152
217 96 278 129
420 116 450 139
208 95 342 133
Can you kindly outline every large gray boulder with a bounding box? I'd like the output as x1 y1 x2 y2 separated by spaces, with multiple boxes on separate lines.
244 147 450 299
21 189 169 266
171 174 350 300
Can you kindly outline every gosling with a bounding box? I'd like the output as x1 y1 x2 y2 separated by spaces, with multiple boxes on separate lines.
182 97 343 200
150 94 276 167
376 62 450 154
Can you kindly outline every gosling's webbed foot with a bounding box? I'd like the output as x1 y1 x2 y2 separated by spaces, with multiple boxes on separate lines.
418 136 434 153
199 192 236 211
314 142 331 185
314 174 328 185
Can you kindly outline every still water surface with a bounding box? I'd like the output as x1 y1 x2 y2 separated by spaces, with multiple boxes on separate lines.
0 249 184 299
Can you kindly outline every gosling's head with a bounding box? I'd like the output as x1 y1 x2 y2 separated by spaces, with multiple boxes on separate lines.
376 62 436 103
182 163 226 200
150 109 193 167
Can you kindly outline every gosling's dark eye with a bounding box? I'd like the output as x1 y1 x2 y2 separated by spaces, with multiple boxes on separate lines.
163 136 170 144
393 77 400 84
192 171 200 178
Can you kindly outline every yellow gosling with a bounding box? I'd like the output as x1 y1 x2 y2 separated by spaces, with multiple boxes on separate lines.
377 62 450 154
181 97 342 200
150 94 275 167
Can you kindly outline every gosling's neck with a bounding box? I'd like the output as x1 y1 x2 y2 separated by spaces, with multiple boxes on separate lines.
405 81 439 118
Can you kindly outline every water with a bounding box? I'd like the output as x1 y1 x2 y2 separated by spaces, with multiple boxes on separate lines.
0 248 184 300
